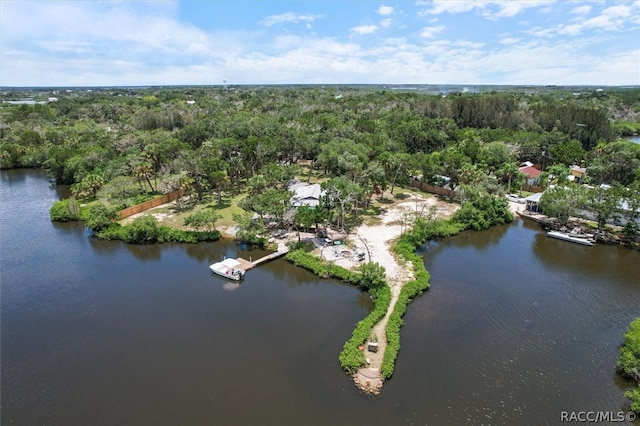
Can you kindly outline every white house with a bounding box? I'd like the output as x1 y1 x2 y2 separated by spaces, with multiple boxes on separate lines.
289 181 325 207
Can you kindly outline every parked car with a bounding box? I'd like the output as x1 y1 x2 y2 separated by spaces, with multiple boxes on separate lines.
506 193 526 204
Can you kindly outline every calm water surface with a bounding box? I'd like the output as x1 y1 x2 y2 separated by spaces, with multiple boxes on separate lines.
627 135 640 144
1 170 638 425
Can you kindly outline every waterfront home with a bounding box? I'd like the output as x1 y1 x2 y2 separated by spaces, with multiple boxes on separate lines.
289 181 325 208
518 165 542 186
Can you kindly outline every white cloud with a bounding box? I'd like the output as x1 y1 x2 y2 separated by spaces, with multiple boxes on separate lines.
1 0 638 86
350 25 379 35
378 5 394 16
420 26 445 38
420 0 556 19
420 1 478 15
571 5 592 15
260 12 322 26
498 36 520 45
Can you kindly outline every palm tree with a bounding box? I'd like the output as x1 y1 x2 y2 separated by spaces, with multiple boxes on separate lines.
132 162 155 194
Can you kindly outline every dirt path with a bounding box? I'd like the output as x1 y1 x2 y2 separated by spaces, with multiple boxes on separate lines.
350 195 458 394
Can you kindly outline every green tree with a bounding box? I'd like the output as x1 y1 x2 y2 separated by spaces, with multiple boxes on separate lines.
358 262 386 291
584 185 623 229
232 212 267 245
85 203 118 231
542 164 571 187
540 186 580 225
452 186 513 230
321 177 362 230
477 141 516 173
49 198 81 221
183 209 221 232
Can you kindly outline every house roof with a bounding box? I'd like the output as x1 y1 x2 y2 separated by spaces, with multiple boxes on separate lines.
518 166 542 178
289 183 325 207
525 193 543 203
570 165 587 174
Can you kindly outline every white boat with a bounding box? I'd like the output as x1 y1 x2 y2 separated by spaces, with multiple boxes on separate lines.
209 258 245 280
547 230 595 246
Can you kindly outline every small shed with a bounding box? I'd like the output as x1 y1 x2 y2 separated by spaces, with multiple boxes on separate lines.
525 192 543 213
569 165 587 183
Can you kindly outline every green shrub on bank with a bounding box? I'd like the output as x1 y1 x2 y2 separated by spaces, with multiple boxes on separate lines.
618 317 640 413
451 187 514 231
618 318 640 381
49 198 81 221
95 215 220 244
85 203 119 232
286 250 361 285
339 286 391 374
379 220 443 380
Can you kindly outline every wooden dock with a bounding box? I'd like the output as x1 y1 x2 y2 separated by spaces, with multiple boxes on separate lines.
234 243 290 273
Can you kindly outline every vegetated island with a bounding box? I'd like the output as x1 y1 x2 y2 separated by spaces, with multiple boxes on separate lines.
2 84 639 394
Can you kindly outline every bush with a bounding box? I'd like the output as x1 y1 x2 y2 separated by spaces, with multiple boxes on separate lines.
626 386 640 414
85 203 118 231
452 191 513 231
94 215 220 244
618 317 640 381
339 286 391 374
49 198 80 221
125 215 160 243
618 317 640 414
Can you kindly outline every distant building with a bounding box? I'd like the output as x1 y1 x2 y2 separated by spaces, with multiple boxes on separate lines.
518 165 542 186
569 165 587 183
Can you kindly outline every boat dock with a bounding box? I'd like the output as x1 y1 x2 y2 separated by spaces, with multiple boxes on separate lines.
234 242 290 273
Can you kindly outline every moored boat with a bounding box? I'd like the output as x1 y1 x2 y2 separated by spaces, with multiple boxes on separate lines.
546 230 595 246
209 258 245 280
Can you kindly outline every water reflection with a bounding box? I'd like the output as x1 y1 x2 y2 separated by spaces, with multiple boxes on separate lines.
222 281 242 292
51 221 88 239
0 169 29 183
533 232 638 283
123 242 165 261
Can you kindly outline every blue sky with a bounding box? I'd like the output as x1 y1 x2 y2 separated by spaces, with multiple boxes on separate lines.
1 1 639 86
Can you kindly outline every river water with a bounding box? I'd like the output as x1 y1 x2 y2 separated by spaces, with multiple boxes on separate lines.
627 136 640 144
1 169 638 425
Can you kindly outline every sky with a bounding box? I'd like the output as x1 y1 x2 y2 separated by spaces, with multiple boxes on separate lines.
1 0 639 87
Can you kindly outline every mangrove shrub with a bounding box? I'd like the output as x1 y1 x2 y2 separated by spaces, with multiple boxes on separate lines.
49 198 81 222
618 317 640 413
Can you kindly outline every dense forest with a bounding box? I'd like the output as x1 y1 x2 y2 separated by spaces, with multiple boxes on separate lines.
1 85 639 239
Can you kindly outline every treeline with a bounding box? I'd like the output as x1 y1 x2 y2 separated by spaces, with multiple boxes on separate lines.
1 86 639 236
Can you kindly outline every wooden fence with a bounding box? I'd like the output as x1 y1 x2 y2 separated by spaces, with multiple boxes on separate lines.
409 179 456 198
410 179 543 196
521 183 543 193
118 190 183 219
